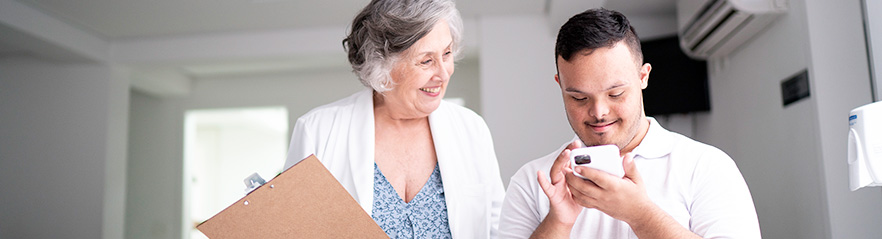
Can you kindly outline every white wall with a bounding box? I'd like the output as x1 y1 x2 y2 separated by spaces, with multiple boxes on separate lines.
693 0 827 236
803 0 882 237
449 57 483 113
693 0 882 238
126 90 183 239
0 57 128 239
479 14 574 185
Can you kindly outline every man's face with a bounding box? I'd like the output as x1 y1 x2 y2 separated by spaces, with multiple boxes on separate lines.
555 41 651 152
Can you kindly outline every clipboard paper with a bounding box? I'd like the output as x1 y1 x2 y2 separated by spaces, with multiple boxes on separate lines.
197 154 389 238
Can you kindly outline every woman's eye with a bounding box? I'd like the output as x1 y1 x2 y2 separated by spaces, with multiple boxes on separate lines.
444 51 452 56
421 59 432 65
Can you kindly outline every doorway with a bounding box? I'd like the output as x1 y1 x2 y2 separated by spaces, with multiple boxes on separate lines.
182 106 289 239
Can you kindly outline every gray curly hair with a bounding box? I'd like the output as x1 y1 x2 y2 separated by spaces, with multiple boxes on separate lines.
343 0 463 92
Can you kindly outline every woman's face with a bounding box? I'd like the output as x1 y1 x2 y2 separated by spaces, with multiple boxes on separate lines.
381 19 455 118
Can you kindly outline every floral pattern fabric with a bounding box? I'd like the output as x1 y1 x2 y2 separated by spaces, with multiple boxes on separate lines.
371 163 451 239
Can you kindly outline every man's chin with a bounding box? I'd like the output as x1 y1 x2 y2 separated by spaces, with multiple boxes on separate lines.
577 134 610 147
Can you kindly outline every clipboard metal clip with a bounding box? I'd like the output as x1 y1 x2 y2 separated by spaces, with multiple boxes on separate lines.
244 172 267 194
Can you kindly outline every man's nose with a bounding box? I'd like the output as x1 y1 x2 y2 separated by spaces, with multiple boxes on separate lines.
589 99 610 119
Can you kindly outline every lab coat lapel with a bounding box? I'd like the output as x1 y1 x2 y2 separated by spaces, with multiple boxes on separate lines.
429 105 469 238
348 89 376 214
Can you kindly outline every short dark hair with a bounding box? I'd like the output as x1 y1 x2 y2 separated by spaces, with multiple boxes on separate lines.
555 8 642 69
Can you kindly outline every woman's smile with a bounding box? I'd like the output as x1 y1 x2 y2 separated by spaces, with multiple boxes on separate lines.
420 86 442 96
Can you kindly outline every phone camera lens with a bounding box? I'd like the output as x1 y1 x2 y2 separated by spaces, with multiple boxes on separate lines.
574 155 592 164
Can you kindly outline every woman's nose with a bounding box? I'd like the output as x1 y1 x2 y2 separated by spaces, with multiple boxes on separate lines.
435 61 452 82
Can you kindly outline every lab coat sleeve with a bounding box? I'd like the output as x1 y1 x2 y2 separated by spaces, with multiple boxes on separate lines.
283 115 316 170
481 117 506 239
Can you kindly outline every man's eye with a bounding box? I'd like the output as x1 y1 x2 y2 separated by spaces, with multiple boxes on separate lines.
572 96 587 101
421 59 432 65
610 91 624 98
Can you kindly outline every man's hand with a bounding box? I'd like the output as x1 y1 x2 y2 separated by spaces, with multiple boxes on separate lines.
564 153 653 222
538 141 584 224
565 154 702 239
531 140 584 238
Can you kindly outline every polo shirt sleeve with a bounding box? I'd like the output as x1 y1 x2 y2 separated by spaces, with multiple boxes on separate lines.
498 165 545 239
689 147 762 239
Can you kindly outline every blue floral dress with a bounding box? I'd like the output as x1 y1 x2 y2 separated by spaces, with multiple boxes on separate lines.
371 163 451 238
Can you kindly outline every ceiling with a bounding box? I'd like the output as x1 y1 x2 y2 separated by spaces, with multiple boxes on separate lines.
14 0 674 40
2 0 676 95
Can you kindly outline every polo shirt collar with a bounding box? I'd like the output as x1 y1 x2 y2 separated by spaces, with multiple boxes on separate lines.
630 117 674 159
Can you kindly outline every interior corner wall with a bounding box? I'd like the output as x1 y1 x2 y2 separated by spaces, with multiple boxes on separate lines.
868 0 882 102
692 0 829 237
693 0 882 238
126 90 184 239
803 0 882 238
0 57 128 239
478 14 573 186
104 66 130 239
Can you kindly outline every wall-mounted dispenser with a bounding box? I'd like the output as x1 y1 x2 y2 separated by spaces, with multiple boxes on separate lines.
848 101 882 191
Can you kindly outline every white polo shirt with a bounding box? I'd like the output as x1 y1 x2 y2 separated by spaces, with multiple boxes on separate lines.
499 117 760 239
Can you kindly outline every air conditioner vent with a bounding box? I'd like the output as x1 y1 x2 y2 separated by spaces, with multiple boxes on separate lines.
677 0 787 59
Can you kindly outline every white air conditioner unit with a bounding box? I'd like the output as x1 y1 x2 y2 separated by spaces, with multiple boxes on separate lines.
677 0 787 59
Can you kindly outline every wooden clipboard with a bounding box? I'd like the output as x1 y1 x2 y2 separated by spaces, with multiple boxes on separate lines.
197 154 389 238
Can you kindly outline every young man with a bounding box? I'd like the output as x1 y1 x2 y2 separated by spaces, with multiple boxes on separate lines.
498 8 761 239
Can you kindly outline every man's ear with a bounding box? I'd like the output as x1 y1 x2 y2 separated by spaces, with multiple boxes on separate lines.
555 74 561 85
639 63 651 90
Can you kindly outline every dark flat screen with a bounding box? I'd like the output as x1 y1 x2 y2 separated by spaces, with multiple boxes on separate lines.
640 36 711 115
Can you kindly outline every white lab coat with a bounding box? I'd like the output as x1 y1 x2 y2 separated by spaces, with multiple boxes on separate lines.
284 89 505 238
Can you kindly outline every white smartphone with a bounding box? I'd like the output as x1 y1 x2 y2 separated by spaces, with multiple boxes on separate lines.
569 144 624 178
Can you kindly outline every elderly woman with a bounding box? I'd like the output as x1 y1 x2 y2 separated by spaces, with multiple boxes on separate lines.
283 0 504 238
